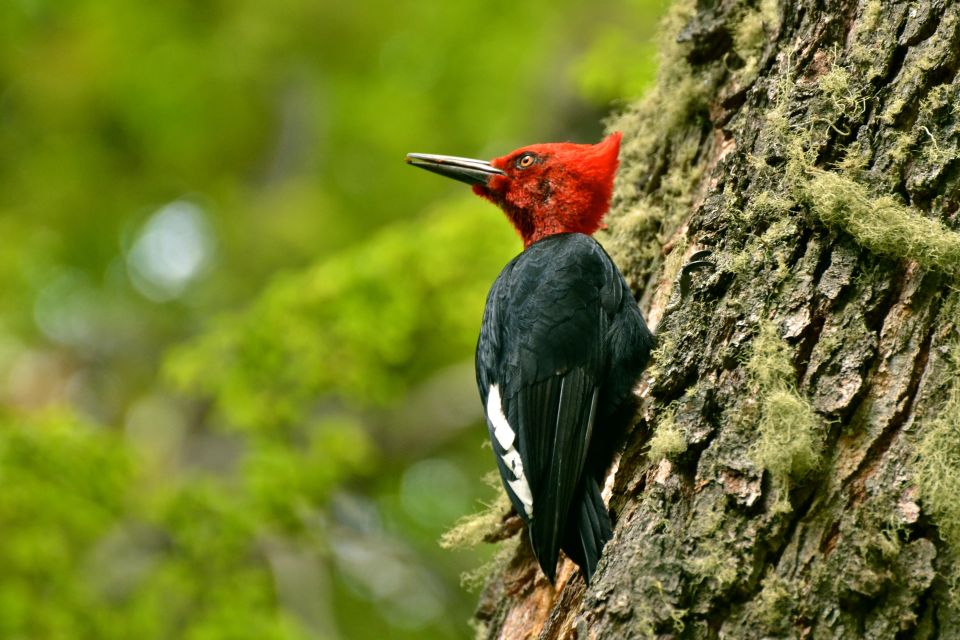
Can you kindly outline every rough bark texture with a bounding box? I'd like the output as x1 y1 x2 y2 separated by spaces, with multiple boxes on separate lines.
472 0 960 637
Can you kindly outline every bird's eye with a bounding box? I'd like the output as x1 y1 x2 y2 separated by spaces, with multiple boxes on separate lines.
516 153 538 169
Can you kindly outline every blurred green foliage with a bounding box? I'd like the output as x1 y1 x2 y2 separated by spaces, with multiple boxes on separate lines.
0 414 130 639
0 0 663 637
165 201 517 431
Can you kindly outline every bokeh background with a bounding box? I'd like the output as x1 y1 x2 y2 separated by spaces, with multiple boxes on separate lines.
0 1 663 637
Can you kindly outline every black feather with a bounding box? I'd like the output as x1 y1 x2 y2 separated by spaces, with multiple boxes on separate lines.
476 233 653 583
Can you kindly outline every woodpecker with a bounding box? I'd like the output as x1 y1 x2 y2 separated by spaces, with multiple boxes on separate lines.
406 133 653 584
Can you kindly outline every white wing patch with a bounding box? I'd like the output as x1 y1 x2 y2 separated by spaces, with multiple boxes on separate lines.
487 384 515 450
507 478 534 512
487 384 533 517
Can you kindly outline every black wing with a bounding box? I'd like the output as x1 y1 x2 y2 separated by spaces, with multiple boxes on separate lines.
476 233 651 581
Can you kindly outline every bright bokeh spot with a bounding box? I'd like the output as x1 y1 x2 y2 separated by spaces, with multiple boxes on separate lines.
127 201 215 302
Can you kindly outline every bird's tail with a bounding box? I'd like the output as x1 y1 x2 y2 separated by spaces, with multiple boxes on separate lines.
562 476 613 584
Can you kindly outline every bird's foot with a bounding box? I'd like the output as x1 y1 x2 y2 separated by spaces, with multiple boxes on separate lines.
678 250 714 299
663 250 715 319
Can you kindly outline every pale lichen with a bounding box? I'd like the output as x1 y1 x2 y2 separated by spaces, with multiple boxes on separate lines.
440 472 511 549
440 482 517 593
915 324 960 554
752 388 822 481
745 322 823 492
801 169 960 278
647 404 686 461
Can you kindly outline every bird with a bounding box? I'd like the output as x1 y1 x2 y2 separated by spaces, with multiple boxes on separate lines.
406 133 654 584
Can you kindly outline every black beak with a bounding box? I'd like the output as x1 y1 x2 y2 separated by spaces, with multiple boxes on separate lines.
405 152 507 187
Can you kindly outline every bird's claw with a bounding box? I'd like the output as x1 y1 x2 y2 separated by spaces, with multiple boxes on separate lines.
678 250 714 299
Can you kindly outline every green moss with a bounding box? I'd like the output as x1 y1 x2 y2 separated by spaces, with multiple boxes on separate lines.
740 8 960 277
608 0 707 155
753 389 822 480
755 12 960 279
731 0 777 82
801 169 960 278
604 202 665 273
439 478 518 593
733 0 774 56
733 11 765 60
746 323 823 488
745 322 796 388
880 7 960 125
439 492 512 551
750 190 795 220
848 0 897 89
751 571 796 632
886 129 915 163
600 0 712 275
836 138 871 177
440 474 513 550
651 236 689 316
728 215 801 284
860 0 883 31
686 541 739 589
756 53 960 281
815 65 867 136
915 336 960 551
607 0 700 169
629 576 689 636
645 329 676 386
648 405 687 461
916 84 960 167
684 499 740 590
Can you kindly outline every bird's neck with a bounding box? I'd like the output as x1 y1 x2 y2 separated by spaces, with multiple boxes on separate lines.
504 204 602 249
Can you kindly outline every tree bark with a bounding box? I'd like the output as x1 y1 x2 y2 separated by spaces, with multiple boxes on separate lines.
473 0 960 637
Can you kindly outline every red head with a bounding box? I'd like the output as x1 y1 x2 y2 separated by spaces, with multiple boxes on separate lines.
407 133 621 248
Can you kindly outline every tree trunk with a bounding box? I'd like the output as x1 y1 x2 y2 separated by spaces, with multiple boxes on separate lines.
473 0 960 637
